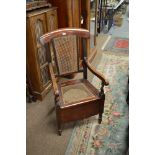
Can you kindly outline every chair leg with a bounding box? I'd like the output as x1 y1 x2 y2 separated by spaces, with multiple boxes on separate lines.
55 106 62 136
98 101 104 124
57 121 62 136
98 102 104 124
98 112 102 124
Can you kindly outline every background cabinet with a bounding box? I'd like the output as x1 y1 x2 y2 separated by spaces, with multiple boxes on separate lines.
49 0 97 62
26 7 58 100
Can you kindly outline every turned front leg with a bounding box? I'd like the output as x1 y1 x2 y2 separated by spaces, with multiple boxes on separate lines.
98 81 105 124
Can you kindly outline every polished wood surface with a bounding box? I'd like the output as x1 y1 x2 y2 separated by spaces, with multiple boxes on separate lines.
49 63 59 96
26 7 58 100
84 58 109 85
48 0 68 28
40 28 90 45
26 1 51 11
40 28 109 135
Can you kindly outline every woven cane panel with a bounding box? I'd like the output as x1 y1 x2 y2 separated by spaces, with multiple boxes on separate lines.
61 83 95 105
41 66 50 85
53 35 78 75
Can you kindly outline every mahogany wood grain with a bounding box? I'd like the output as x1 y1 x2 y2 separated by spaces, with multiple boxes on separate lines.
88 46 97 63
59 99 101 123
49 63 59 96
40 28 90 45
84 58 109 86
48 0 68 28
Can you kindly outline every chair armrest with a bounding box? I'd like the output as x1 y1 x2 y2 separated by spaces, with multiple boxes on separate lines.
84 59 109 86
49 63 59 96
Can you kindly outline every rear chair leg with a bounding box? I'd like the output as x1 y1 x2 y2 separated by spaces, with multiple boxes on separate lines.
58 126 62 136
57 117 62 136
55 105 62 136
98 112 102 124
57 118 62 136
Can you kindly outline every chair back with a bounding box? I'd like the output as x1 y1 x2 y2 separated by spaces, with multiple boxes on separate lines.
40 28 90 76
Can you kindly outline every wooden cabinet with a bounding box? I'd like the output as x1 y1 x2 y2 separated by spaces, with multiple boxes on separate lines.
49 0 89 28
26 7 58 100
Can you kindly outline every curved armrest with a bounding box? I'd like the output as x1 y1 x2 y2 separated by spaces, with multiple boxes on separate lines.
49 63 59 96
84 59 109 86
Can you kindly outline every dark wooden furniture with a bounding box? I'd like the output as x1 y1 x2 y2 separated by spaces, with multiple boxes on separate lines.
48 0 97 62
97 0 104 33
26 7 58 100
49 0 90 29
97 0 126 33
26 0 51 11
26 74 37 103
40 28 109 135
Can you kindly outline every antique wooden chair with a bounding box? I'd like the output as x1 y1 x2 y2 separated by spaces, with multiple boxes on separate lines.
40 28 109 135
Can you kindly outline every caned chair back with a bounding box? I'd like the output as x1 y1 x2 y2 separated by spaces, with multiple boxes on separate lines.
40 28 90 76
52 35 78 75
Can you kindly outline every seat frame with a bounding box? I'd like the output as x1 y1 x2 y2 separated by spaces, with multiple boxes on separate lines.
40 28 109 135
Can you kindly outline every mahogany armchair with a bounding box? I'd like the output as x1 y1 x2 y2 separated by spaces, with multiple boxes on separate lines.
40 28 109 135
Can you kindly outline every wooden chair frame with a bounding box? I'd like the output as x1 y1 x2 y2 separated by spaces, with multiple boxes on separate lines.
40 28 109 135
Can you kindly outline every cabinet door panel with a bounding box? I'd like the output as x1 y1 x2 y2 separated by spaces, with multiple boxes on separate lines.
27 19 41 91
29 14 50 89
46 9 58 32
29 14 47 47
40 65 50 86
37 46 47 66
